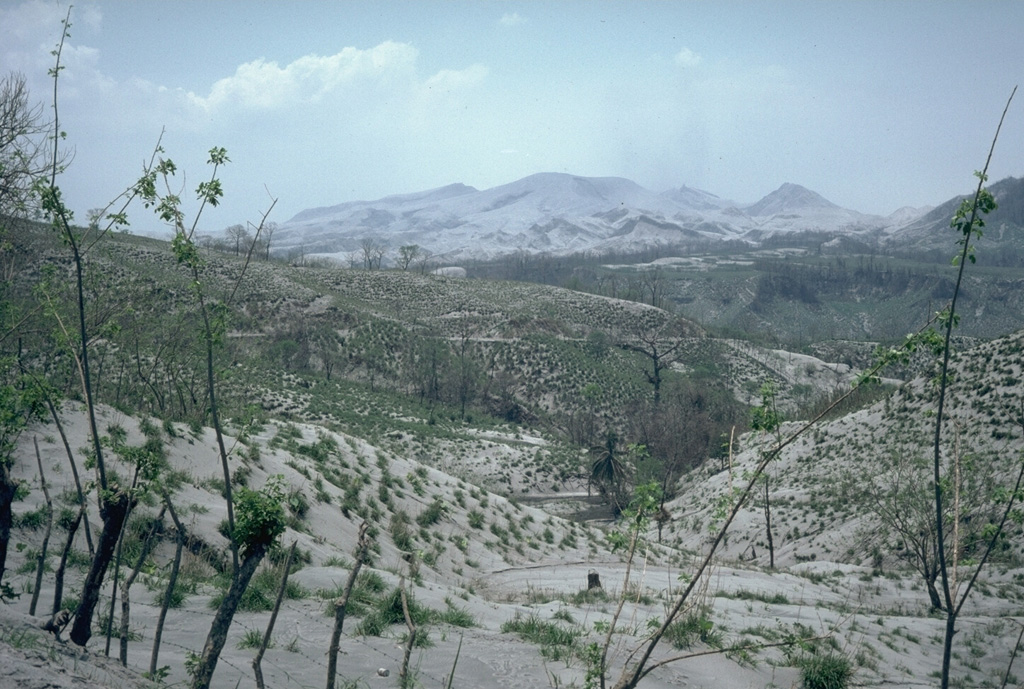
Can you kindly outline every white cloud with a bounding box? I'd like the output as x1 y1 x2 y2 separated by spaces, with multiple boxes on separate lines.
500 12 525 27
673 47 702 68
192 41 419 111
422 64 488 93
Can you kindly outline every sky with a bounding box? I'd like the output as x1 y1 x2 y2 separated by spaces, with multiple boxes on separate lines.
2 0 1023 236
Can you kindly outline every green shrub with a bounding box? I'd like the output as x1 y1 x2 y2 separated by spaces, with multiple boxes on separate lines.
234 477 287 555
416 498 446 527
800 653 853 689
354 586 433 637
665 609 721 649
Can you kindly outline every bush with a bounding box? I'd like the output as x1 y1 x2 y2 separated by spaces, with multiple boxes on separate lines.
234 477 287 555
416 498 446 527
800 653 853 689
354 586 433 637
664 609 721 650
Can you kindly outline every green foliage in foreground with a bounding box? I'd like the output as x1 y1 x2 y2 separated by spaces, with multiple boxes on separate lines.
233 477 287 555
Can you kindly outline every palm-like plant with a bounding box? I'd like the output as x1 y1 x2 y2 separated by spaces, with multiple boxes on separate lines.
590 431 631 514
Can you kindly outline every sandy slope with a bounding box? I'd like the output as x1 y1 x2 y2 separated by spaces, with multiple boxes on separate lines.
2 403 1022 689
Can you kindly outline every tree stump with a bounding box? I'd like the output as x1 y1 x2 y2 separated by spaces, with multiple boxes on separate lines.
587 570 602 590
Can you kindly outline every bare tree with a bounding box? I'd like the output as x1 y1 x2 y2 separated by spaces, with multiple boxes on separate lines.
326 521 370 689
639 267 667 308
260 221 278 260
360 237 387 270
0 72 57 220
224 224 249 256
618 318 692 405
149 491 185 677
414 248 434 274
253 541 296 689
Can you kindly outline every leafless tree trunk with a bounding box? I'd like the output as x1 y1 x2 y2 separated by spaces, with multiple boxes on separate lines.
763 473 774 570
150 492 184 678
326 521 370 689
42 396 94 556
120 506 165 665
190 543 270 689
254 541 296 689
29 437 52 616
50 502 83 618
399 578 416 689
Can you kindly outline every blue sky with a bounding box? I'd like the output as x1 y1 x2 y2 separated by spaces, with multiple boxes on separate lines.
2 1 1022 234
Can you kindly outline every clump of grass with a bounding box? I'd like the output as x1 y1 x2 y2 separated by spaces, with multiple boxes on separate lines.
436 598 477 628
416 498 446 527
500 612 582 662
799 652 853 689
238 628 268 649
317 569 387 618
210 564 307 612
718 588 790 605
664 609 722 650
354 587 432 637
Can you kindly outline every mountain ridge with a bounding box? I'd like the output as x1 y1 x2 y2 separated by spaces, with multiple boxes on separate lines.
275 173 1023 263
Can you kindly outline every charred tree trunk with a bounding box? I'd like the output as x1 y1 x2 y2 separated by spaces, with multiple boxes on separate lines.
51 503 83 618
0 460 19 591
69 490 132 646
190 543 269 689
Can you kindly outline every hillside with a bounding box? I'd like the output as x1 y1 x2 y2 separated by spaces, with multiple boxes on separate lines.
2 221 1023 689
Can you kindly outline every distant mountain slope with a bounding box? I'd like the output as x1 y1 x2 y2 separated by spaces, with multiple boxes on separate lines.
745 182 840 216
276 174 887 262
887 176 1024 255
277 173 1024 263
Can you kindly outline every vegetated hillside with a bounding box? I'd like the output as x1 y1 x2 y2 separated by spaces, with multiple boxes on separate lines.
548 247 1024 344
5 220 1023 689
6 222 876 497
666 326 1024 571
888 176 1024 260
3 337 1022 689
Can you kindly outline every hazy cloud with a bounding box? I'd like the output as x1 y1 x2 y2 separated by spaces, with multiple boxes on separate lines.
674 47 702 68
422 64 488 94
500 12 525 27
